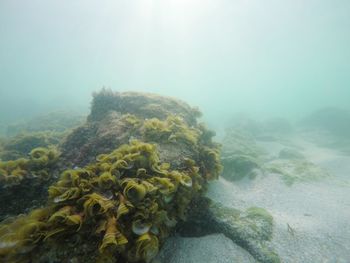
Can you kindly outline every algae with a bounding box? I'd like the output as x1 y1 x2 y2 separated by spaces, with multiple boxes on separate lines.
0 132 64 161
0 146 59 188
0 90 223 263
177 197 280 263
265 159 329 186
0 139 221 263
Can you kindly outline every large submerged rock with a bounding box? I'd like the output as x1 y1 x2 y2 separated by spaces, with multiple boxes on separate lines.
0 90 283 263
60 90 202 168
0 89 222 263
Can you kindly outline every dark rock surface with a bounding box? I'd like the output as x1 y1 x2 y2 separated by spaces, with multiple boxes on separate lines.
60 90 202 168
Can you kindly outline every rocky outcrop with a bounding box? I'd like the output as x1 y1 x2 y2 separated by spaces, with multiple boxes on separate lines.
59 89 203 168
0 89 222 263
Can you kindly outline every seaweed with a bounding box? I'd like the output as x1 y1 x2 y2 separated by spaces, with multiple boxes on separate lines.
0 131 64 161
141 115 200 145
0 91 223 262
265 159 329 186
0 146 59 188
0 139 221 262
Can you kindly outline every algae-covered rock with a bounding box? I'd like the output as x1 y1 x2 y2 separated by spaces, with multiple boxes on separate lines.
153 233 257 263
0 90 222 263
60 90 205 169
221 129 265 181
265 159 329 186
177 197 280 263
221 155 260 181
211 204 279 263
0 132 65 161
88 89 201 124
0 146 60 220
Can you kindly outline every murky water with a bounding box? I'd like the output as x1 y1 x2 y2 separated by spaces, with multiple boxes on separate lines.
1 1 350 262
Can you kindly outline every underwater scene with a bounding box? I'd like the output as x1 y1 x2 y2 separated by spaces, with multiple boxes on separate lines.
0 1 350 263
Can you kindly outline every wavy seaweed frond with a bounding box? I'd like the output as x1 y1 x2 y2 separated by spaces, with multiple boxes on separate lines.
134 233 159 263
99 216 127 254
82 193 115 218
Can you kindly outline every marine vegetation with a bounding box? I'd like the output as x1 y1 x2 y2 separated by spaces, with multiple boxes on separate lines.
88 89 201 125
0 146 60 188
141 115 200 145
265 158 329 186
0 90 223 262
178 197 280 263
210 203 280 263
0 132 64 161
0 139 221 263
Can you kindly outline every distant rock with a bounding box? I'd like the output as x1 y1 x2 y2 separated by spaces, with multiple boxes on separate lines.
298 108 350 154
6 111 86 137
299 107 350 138
220 129 265 181
278 148 304 160
225 114 294 141
264 158 329 186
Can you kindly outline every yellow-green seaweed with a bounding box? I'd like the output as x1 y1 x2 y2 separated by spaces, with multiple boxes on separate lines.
0 108 222 263
0 146 59 188
141 115 200 145
0 138 221 263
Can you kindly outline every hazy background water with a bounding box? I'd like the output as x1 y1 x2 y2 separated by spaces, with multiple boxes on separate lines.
1 0 350 129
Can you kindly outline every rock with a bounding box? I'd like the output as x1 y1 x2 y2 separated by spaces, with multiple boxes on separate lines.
153 234 257 263
221 154 260 181
208 203 280 263
6 111 85 137
176 197 281 263
60 89 203 168
225 115 294 141
0 90 222 263
265 159 329 186
0 146 60 220
88 89 201 125
220 129 265 181
299 107 350 139
0 180 51 221
298 107 350 154
0 132 64 161
278 148 304 160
